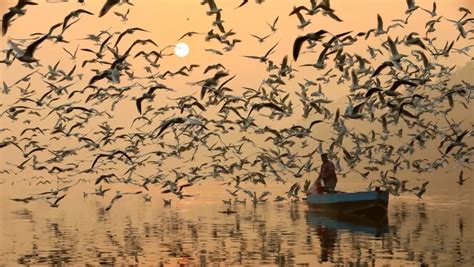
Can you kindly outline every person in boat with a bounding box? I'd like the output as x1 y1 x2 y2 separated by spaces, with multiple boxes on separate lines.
308 153 338 194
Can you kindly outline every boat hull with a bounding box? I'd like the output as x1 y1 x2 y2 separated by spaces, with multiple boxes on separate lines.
306 190 389 216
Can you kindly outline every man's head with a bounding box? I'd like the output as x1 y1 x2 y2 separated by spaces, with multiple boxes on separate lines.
321 153 328 162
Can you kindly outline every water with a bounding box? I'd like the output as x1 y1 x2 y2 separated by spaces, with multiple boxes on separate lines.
1 183 472 266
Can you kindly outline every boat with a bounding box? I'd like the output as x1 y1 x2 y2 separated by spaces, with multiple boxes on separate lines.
306 189 389 216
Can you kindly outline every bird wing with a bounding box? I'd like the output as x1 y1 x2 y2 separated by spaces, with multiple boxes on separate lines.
99 0 120 17
2 10 16 36
264 42 279 58
236 0 248 8
293 35 309 61
23 33 50 59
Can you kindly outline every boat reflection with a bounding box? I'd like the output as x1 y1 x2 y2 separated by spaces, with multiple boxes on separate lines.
306 210 390 263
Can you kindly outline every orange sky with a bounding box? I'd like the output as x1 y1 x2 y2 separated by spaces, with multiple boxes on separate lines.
0 0 473 192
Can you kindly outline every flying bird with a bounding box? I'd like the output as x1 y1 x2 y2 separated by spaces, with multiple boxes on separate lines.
7 32 50 63
2 0 38 36
243 42 279 63
293 30 328 61
247 102 285 117
90 150 133 169
99 0 120 17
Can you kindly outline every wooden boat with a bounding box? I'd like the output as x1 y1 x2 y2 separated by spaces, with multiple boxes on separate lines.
306 189 389 216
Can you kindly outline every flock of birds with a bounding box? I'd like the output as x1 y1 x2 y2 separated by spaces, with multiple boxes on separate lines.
1 0 473 212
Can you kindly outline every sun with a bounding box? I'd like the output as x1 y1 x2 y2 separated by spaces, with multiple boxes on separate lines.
174 42 189 57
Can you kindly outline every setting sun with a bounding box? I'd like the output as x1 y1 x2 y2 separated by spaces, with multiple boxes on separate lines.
174 42 189 57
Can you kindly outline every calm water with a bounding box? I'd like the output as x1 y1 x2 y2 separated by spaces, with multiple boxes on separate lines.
1 182 473 266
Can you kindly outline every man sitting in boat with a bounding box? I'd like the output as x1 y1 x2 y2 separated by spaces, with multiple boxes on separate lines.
308 153 338 194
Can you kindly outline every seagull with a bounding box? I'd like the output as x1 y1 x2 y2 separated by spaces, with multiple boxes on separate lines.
243 42 279 63
135 84 170 114
247 102 285 118
202 0 222 16
289 6 311 30
90 150 133 169
236 0 248 9
62 44 79 60
106 190 142 211
421 1 437 17
99 0 120 17
267 16 279 32
414 181 429 199
114 27 149 48
2 0 38 36
177 31 204 41
404 32 426 50
444 130 469 155
114 8 130 22
46 194 66 208
8 32 51 63
250 33 272 43
300 44 333 69
343 101 365 119
153 117 208 138
293 30 328 60
10 196 35 203
457 171 470 186
62 9 94 32
371 61 395 77
405 0 419 14
319 0 343 21
213 12 225 33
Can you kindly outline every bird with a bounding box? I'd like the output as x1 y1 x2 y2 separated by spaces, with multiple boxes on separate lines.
114 8 130 22
46 194 66 208
343 101 366 119
10 196 35 203
62 9 94 32
319 0 343 22
371 61 395 77
414 181 429 199
135 84 169 114
457 171 470 186
308 120 324 131
177 31 204 41
289 6 311 30
267 16 279 32
153 117 207 138
202 0 222 16
2 0 38 36
293 30 328 61
7 32 51 63
236 0 248 9
300 43 333 69
250 33 272 43
405 0 419 14
247 102 285 118
243 42 279 63
99 0 120 17
421 1 437 17
90 150 133 169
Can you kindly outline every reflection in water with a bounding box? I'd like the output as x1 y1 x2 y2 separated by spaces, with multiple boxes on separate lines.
1 192 473 266
306 211 389 264
316 225 337 263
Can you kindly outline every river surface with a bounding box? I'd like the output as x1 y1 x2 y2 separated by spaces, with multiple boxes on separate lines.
1 181 473 266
